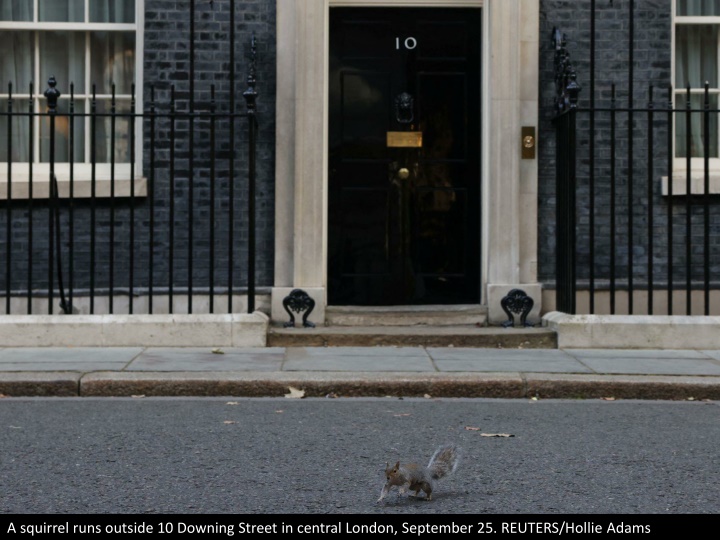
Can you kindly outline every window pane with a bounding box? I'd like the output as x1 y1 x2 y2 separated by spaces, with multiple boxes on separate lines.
90 32 135 95
675 94 719 158
677 0 720 16
0 99 31 161
39 99 85 163
38 0 83 22
90 0 135 23
0 0 32 21
675 25 718 87
0 30 34 93
93 99 132 163
39 32 86 92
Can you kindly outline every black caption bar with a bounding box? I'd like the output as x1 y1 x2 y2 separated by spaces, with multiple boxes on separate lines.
0 515 706 538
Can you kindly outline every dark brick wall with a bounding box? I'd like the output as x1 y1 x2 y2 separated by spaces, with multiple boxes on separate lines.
0 0 276 304
537 0 701 289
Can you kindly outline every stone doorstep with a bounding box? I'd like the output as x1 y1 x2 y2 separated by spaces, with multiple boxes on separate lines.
267 325 557 348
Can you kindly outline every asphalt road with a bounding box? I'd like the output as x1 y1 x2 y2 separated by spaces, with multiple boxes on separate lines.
0 397 718 514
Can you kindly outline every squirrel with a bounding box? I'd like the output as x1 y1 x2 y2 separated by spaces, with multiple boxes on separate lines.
377 444 461 502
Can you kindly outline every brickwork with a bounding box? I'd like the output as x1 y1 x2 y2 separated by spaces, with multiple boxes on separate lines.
0 0 276 309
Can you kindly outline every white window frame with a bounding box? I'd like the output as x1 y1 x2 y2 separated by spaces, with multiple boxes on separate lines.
0 0 145 199
667 0 720 195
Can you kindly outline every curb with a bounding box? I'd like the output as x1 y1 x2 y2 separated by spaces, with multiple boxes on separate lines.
2 371 720 400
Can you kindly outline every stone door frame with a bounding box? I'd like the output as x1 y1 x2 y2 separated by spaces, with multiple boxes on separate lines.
271 0 541 325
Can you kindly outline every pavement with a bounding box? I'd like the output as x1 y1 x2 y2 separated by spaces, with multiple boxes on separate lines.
1 346 720 400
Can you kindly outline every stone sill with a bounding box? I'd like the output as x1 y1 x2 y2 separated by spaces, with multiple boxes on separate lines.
661 173 720 196
0 177 147 200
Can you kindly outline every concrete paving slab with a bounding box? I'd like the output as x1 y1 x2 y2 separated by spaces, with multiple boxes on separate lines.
283 352 435 372
0 347 143 364
564 349 710 359
0 362 129 371
699 350 720 362
286 346 430 358
576 357 720 376
427 348 590 373
127 348 285 372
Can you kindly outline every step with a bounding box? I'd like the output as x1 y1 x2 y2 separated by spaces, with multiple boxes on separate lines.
325 305 488 327
267 325 557 348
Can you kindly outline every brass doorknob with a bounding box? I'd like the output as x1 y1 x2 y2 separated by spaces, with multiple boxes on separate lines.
397 167 410 180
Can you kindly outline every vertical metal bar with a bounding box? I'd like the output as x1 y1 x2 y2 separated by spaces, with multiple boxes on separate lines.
210 85 216 313
667 86 674 315
47 83 56 315
188 0 195 313
647 85 654 315
69 83 75 312
129 83 136 314
149 85 156 314
610 83 617 314
109 84 116 313
90 85 97 313
589 0 595 314
6 84 12 314
703 81 710 315
244 34 258 314
627 0 635 314
569 107 577 315
169 85 176 313
228 0 236 313
685 85 692 314
27 84 34 314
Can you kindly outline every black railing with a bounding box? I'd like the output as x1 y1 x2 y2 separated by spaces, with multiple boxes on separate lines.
553 10 720 316
0 39 259 316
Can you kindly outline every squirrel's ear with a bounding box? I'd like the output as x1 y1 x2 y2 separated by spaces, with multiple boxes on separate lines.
394 461 400 469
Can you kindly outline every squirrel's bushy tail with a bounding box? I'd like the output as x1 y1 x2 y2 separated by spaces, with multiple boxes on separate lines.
427 443 461 480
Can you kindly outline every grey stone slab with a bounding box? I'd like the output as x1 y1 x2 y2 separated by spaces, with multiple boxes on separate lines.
699 351 720 362
282 353 435 372
0 362 129 372
287 346 429 358
127 348 285 372
564 349 708 359
428 348 591 374
0 347 143 364
578 357 720 376
427 348 578 362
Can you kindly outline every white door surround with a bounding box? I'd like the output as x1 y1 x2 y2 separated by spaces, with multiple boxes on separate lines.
271 0 541 325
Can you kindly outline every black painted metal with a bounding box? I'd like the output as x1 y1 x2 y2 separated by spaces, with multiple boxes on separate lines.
500 289 534 328
282 289 316 329
553 8 720 316
0 30 259 316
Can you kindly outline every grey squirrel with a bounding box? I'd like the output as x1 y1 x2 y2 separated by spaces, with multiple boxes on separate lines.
377 444 460 502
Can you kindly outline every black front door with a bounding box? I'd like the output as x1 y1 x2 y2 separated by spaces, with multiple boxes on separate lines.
328 7 481 306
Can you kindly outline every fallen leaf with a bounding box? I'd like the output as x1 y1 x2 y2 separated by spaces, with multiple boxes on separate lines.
423 394 432 399
687 397 695 401
393 413 411 417
465 426 482 431
326 393 339 399
223 420 236 425
601 397 616 401
275 410 284 413
480 433 514 438
226 401 239 405
530 396 539 401
285 386 305 399
211 348 225 354
0 394 8 398
131 395 145 399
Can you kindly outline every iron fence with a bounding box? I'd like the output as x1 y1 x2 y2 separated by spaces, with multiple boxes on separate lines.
0 34 259 316
553 2 720 315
